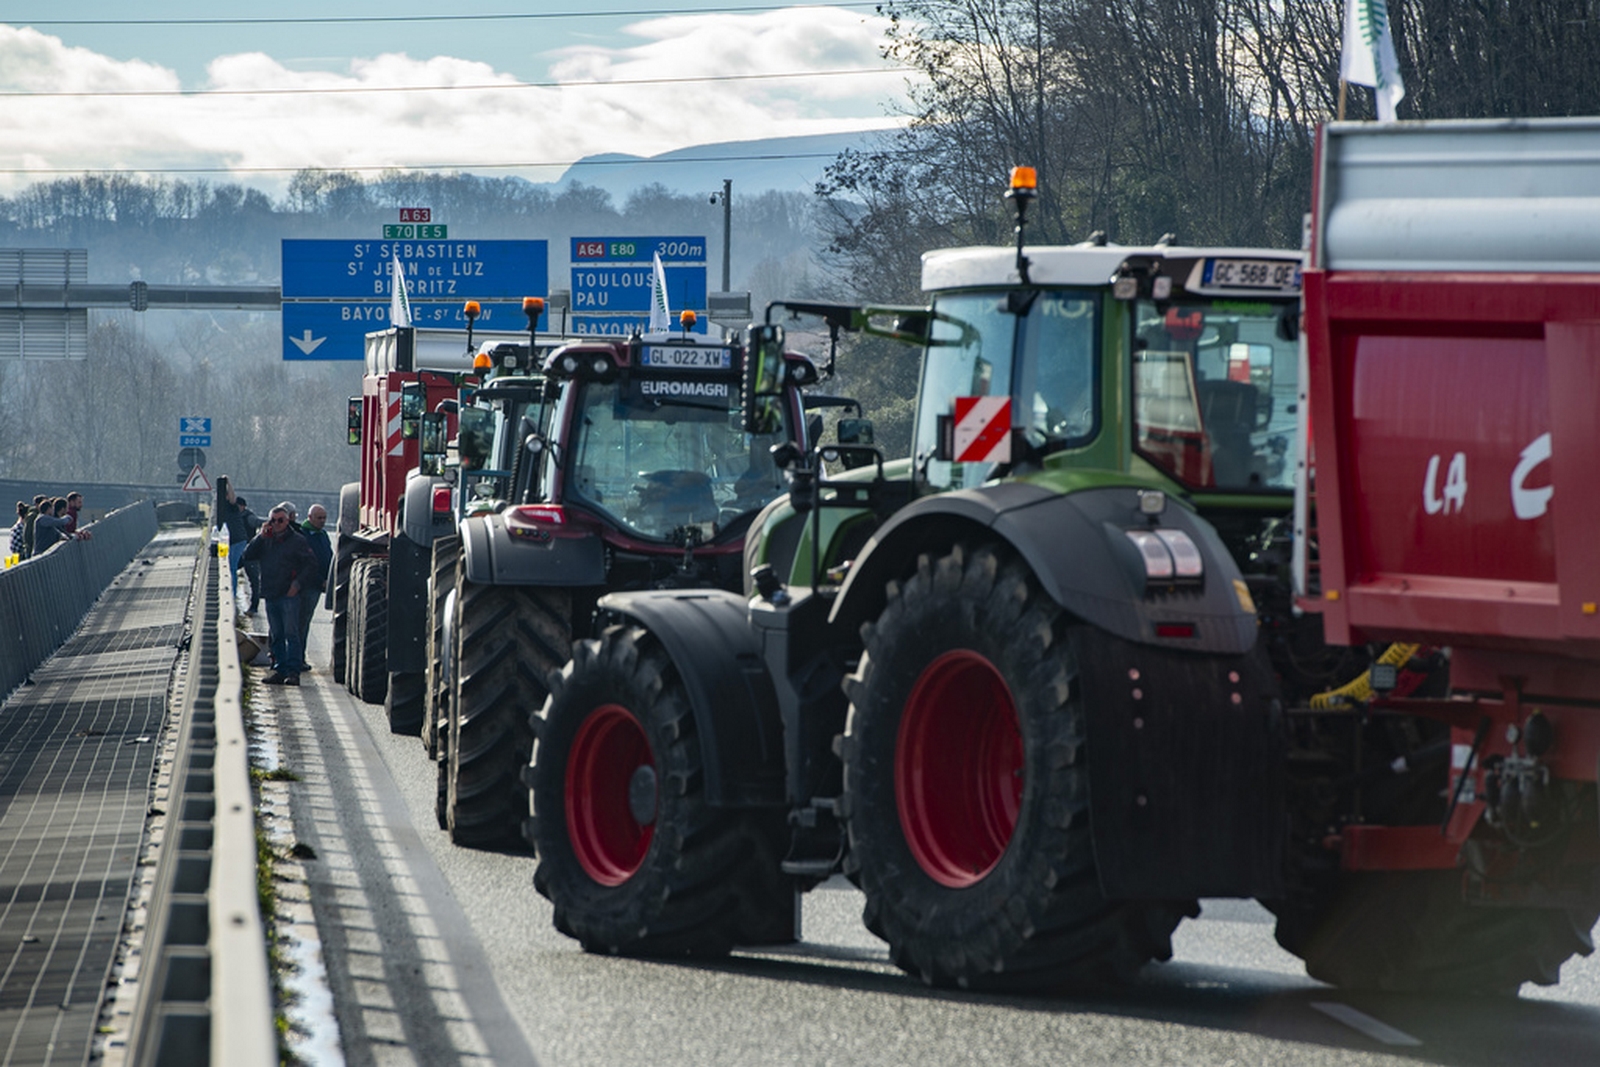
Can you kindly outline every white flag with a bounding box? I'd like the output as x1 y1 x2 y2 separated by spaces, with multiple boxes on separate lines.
648 251 671 333
390 253 412 327
1342 0 1405 122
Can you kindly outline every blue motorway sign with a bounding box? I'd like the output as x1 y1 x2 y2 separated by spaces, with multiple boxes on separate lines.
570 265 708 315
282 301 529 361
572 236 707 264
282 239 547 300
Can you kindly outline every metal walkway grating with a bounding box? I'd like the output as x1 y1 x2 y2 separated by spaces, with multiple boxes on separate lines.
0 529 198 1067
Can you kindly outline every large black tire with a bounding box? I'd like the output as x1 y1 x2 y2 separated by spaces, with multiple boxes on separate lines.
423 534 461 759
355 560 389 704
529 624 793 955
840 543 1195 990
386 670 425 734
330 486 360 678
1272 870 1598 994
344 558 367 694
447 581 572 849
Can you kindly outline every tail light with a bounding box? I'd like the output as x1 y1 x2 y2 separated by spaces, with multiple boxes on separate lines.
432 486 452 514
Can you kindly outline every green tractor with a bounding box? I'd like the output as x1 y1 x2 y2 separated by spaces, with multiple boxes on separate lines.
525 170 1305 986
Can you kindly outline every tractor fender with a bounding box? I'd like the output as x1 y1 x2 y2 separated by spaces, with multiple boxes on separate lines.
459 511 607 587
336 482 360 538
400 472 455 549
596 589 786 809
829 482 1258 655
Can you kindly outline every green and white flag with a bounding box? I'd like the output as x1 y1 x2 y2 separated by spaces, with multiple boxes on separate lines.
1342 0 1405 121
649 251 671 332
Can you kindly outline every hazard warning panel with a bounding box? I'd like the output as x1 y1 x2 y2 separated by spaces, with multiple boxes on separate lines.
951 396 1013 464
182 465 213 493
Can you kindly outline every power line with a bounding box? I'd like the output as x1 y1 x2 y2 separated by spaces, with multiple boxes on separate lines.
7 4 883 27
0 67 906 99
0 148 897 178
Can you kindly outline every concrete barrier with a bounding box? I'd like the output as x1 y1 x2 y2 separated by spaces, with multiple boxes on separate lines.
0 501 159 701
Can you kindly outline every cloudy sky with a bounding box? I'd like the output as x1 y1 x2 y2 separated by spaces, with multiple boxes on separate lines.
0 2 915 196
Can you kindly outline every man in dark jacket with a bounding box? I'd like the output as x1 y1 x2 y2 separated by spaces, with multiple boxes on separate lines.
297 504 334 662
240 504 317 686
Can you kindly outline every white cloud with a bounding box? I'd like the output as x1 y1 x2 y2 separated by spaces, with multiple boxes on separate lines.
0 10 912 197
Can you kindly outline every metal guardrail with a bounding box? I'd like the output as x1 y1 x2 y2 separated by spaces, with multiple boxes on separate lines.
126 536 275 1067
0 500 158 700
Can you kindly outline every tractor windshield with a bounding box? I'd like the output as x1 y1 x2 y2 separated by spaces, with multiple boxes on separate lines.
914 289 1099 490
562 376 789 542
1132 299 1297 492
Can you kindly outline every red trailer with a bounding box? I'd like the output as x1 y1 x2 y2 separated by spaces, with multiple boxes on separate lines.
1282 118 1600 991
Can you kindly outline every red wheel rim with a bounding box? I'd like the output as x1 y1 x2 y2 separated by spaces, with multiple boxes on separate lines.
566 703 655 886
895 650 1023 887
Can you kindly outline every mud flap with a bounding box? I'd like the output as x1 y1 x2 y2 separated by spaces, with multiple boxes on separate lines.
1077 627 1286 899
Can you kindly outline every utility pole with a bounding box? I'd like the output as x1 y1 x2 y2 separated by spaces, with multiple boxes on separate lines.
716 178 732 292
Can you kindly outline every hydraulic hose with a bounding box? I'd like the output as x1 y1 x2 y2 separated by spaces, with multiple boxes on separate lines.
1308 642 1422 710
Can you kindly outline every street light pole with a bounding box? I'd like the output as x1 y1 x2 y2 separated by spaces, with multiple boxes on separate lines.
718 178 732 292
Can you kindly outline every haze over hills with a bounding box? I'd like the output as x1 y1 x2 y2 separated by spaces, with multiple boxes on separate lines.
547 129 893 201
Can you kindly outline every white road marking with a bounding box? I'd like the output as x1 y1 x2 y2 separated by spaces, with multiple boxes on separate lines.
1311 1001 1423 1047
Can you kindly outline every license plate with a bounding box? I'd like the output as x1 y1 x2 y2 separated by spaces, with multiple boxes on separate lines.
641 345 732 370
1203 258 1301 292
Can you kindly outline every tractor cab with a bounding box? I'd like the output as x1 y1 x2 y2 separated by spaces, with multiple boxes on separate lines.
538 318 814 552
911 242 1302 503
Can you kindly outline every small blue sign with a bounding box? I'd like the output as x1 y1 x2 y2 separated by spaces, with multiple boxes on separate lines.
179 416 212 435
179 434 212 448
282 239 548 300
571 236 707 264
282 301 530 361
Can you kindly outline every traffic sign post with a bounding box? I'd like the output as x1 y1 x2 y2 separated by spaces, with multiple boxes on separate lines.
280 238 548 361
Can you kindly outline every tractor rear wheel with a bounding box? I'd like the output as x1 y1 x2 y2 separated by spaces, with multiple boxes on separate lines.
354 560 389 704
529 624 791 955
330 487 359 678
423 534 460 759
841 542 1194 990
385 670 425 734
447 581 571 849
344 558 367 694
1271 870 1598 994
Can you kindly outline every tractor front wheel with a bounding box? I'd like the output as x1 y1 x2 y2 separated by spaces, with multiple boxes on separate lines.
529 624 791 955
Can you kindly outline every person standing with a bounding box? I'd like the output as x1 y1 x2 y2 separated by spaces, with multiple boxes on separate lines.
297 504 333 662
22 495 45 559
63 492 84 535
34 498 89 553
215 476 250 594
240 505 317 687
8 502 25 560
235 495 265 614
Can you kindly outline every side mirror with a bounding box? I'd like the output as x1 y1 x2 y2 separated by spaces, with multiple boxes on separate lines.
741 323 787 436
837 417 874 446
400 381 424 440
346 396 362 446
457 405 494 470
420 412 447 476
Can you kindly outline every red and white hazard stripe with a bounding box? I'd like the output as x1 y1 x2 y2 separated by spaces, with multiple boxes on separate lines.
386 394 404 457
952 396 1012 464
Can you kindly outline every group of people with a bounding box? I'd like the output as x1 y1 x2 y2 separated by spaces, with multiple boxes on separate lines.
214 476 332 688
8 492 92 561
